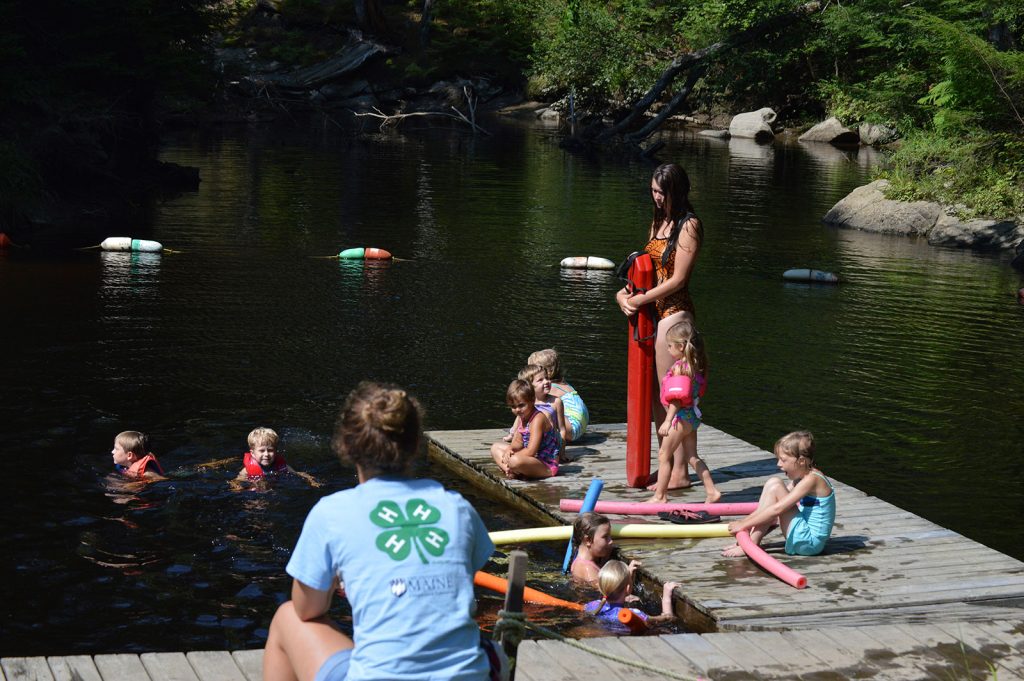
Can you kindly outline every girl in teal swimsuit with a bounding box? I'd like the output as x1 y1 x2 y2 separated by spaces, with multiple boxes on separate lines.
723 431 836 558
528 348 589 442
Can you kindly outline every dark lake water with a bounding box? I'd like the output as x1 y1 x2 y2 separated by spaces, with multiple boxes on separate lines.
2 117 1023 655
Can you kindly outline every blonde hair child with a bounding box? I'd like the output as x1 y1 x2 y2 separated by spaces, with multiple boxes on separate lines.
528 348 589 442
647 320 721 504
723 431 836 558
584 560 678 631
236 427 321 487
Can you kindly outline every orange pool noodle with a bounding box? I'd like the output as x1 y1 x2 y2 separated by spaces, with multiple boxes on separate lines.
617 608 648 634
474 571 583 611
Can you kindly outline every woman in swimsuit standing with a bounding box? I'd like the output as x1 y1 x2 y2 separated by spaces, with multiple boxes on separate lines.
615 163 703 491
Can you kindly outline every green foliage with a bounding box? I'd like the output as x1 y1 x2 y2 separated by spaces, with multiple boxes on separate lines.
528 0 685 106
882 130 1024 218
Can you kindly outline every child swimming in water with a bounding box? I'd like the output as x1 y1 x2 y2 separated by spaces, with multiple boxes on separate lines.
722 430 835 557
570 512 641 587
584 560 678 634
111 430 166 481
237 427 320 487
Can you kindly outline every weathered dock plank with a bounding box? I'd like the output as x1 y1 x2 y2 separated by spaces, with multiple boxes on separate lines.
426 423 1024 634
517 622 1024 680
47 656 102 681
186 651 248 681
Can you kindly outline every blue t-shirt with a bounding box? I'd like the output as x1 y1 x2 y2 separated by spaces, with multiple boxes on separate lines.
287 476 495 681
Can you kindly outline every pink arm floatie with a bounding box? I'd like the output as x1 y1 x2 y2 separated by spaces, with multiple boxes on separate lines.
661 374 697 407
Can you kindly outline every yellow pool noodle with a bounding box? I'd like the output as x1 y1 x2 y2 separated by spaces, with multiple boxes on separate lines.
488 523 730 545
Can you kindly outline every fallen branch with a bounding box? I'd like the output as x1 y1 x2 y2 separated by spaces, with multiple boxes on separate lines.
353 103 490 135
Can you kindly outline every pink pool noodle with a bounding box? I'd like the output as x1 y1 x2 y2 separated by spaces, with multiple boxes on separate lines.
736 530 807 589
560 499 758 516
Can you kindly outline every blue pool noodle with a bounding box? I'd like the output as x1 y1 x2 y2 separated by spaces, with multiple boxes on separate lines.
561 478 604 574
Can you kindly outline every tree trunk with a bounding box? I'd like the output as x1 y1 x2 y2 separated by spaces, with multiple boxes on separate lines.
571 1 821 150
420 0 435 48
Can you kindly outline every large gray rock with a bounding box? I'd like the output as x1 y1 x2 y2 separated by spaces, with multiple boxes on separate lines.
799 117 859 146
822 180 940 236
824 180 1024 254
859 122 898 146
729 108 776 141
928 214 1024 249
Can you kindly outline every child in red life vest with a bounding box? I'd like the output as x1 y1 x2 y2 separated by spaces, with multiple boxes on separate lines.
112 430 166 481
237 427 320 487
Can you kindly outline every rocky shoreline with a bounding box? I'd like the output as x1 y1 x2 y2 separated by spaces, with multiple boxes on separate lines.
823 179 1024 270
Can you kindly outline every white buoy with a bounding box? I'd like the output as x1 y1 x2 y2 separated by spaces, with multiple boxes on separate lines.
100 237 163 253
560 256 615 270
783 268 838 284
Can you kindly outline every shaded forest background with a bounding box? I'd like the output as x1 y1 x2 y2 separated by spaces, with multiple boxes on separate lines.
1 0 1022 242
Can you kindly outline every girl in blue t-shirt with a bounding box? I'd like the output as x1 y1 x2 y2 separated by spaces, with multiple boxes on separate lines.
584 560 679 634
264 382 506 681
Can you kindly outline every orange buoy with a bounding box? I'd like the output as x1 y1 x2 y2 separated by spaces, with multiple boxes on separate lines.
338 247 393 260
473 571 583 611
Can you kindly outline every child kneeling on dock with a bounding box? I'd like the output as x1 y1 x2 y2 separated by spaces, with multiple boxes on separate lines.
722 431 835 557
264 382 506 681
585 560 678 634
490 379 560 480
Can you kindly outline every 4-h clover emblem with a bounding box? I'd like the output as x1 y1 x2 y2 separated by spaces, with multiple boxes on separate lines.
371 499 450 563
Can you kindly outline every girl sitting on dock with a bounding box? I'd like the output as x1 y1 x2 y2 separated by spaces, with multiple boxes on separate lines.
584 560 678 634
528 348 589 442
647 320 721 505
722 430 836 557
263 382 505 681
490 378 560 480
570 512 642 587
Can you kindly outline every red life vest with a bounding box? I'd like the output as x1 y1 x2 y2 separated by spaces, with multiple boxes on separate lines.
125 454 164 479
243 451 288 479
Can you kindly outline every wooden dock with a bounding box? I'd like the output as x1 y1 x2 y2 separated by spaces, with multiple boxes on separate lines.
6 423 1024 680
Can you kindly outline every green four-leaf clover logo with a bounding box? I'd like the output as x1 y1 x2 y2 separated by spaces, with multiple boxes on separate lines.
371 499 450 563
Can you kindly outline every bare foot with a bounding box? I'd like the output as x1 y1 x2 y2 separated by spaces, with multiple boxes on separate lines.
721 544 746 558
645 472 692 491
704 488 722 504
645 494 668 504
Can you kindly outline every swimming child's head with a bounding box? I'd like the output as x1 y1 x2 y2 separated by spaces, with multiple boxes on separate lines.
665 319 707 375
248 427 279 467
527 348 562 382
333 382 423 477
774 430 816 472
518 364 550 400
573 512 613 558
596 560 632 601
112 430 149 467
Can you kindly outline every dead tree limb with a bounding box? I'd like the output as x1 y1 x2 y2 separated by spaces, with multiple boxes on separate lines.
353 106 490 135
587 0 822 145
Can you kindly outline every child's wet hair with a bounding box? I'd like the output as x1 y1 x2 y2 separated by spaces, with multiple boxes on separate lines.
116 431 149 457
517 364 546 383
527 348 562 381
596 559 632 600
333 382 423 475
572 512 610 551
775 430 815 464
505 378 535 405
247 427 279 450
666 319 708 377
